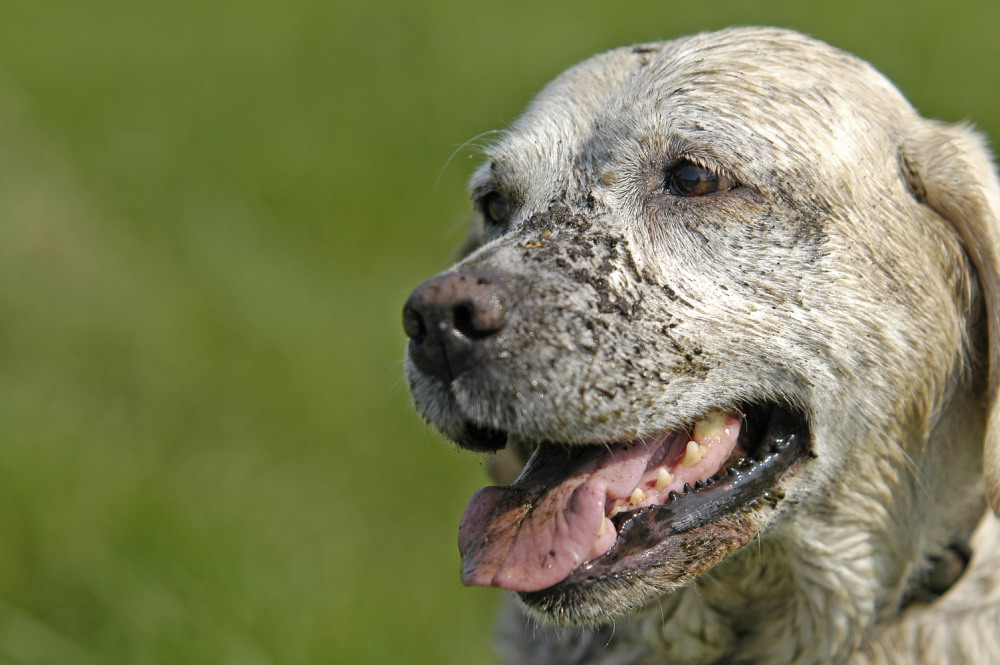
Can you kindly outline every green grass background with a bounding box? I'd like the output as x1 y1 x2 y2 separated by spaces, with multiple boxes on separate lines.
0 1 994 663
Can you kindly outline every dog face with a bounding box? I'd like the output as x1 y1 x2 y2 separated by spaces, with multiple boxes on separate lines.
403 27 1000 649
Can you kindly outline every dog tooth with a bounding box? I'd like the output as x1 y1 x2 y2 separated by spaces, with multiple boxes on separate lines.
597 517 607 538
608 505 624 518
628 487 646 506
693 411 727 442
680 440 708 466
654 467 674 490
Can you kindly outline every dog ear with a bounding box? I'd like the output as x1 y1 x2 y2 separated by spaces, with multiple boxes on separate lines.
901 121 1000 515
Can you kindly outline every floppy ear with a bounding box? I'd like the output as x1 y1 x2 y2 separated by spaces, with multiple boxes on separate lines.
901 121 1000 515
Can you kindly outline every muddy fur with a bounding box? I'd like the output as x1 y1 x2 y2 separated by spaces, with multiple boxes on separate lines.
405 27 1000 664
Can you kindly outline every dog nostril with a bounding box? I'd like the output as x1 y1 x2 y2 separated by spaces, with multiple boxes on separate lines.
452 299 505 341
402 303 426 341
452 304 477 339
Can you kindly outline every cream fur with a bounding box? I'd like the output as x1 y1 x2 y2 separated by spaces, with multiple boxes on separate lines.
405 27 1000 664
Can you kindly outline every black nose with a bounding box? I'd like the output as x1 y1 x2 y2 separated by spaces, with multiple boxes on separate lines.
403 270 509 382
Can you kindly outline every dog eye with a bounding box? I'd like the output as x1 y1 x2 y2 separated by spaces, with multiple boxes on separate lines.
666 161 736 197
480 191 511 226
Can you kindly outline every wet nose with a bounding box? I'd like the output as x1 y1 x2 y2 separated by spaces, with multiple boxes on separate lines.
403 270 509 381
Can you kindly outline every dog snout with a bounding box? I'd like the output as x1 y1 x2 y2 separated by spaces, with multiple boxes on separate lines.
403 270 510 381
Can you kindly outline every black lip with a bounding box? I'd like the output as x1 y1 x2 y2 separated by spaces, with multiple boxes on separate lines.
457 420 508 452
522 404 809 593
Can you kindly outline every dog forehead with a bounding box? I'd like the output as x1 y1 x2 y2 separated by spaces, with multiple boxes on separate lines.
485 27 912 187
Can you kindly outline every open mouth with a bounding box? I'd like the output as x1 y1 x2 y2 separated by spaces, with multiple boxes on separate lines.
457 403 809 597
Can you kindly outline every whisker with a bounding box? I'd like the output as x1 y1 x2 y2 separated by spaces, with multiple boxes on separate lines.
435 129 506 189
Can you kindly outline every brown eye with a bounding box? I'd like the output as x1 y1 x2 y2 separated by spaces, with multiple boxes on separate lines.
481 191 511 225
666 161 736 197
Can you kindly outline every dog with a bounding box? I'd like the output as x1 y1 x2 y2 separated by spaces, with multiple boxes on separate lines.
402 27 1000 664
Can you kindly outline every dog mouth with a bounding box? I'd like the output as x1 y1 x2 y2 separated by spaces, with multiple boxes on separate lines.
457 403 809 597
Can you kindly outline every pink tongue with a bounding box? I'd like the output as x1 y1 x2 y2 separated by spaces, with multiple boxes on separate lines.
458 437 671 592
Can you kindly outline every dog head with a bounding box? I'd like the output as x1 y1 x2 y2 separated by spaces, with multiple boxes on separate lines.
403 27 1000 629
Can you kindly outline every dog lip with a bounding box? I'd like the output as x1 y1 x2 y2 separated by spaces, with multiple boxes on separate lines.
519 404 809 605
457 420 508 453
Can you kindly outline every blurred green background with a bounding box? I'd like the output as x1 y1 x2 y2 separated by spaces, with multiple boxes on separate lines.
0 0 994 663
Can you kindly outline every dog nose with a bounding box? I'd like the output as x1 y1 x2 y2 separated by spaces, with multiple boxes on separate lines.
403 270 509 381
